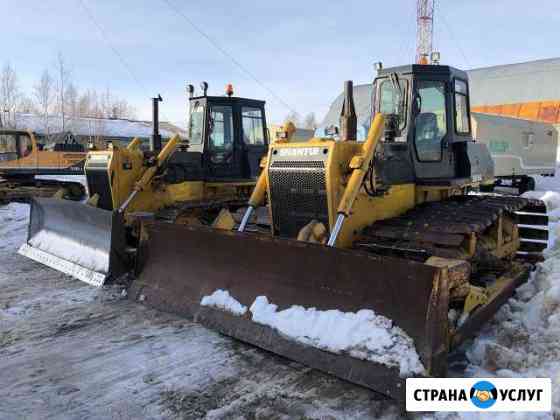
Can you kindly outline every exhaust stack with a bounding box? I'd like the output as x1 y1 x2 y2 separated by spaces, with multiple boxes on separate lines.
150 95 163 152
340 80 357 141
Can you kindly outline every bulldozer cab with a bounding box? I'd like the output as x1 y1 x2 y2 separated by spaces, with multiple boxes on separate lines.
187 93 268 181
372 65 492 185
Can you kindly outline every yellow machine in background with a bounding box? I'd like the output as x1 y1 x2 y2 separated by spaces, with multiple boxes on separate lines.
0 129 86 203
0 129 85 177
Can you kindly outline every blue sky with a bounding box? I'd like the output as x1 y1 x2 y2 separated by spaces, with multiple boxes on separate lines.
4 0 560 125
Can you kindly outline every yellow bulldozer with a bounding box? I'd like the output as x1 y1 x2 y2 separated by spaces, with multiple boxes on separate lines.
127 65 548 398
20 66 548 399
19 84 269 285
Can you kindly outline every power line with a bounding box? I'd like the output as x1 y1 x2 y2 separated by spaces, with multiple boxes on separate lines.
77 0 171 122
161 0 298 114
436 3 472 69
78 0 146 91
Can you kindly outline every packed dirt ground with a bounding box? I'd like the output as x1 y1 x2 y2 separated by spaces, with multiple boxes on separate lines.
2 172 560 419
0 203 402 420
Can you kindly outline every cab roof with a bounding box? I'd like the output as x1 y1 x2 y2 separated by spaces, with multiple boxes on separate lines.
189 95 266 107
378 64 469 81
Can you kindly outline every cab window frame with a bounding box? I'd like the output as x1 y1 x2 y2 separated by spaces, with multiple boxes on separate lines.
241 106 266 146
187 100 205 145
453 78 471 135
208 104 234 150
413 79 448 163
376 78 409 134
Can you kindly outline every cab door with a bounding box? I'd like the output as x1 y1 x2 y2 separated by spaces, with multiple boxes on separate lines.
410 78 455 180
240 104 268 178
205 102 243 179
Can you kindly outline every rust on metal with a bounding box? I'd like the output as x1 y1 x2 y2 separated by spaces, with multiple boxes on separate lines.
129 221 447 399
452 263 530 347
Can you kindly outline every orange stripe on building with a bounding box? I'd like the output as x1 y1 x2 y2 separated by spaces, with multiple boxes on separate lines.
472 101 560 124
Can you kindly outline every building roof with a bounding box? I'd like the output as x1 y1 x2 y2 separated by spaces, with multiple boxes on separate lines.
468 57 560 106
12 113 187 140
320 84 373 137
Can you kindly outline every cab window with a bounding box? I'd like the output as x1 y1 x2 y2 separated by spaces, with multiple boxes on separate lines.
19 134 32 157
378 79 408 132
414 80 447 162
208 105 234 150
455 80 470 134
188 101 204 145
242 107 265 145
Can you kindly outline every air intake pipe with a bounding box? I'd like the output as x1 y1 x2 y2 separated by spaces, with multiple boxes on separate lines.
340 80 357 141
150 95 163 153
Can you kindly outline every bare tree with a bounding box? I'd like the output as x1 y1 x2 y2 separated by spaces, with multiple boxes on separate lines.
17 96 37 114
65 82 79 120
78 89 92 117
33 69 55 136
54 53 71 131
303 112 318 130
283 111 301 127
0 62 20 127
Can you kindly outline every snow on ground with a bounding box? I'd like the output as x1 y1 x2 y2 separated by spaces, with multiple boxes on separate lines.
426 174 560 420
0 204 401 419
4 171 560 418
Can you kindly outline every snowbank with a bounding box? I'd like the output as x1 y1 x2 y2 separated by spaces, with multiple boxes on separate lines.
201 290 247 316
463 244 560 417
522 190 560 212
447 177 560 419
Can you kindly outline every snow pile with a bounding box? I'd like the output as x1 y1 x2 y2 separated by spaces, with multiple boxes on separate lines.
455 180 560 419
522 190 560 212
249 296 424 377
35 174 87 188
200 290 247 316
25 229 109 274
464 246 560 416
199 289 424 377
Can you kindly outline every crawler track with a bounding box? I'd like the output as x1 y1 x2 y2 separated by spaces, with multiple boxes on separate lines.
0 178 85 205
356 195 548 262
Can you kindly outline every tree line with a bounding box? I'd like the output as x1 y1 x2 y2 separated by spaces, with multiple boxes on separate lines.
0 54 137 133
283 111 318 130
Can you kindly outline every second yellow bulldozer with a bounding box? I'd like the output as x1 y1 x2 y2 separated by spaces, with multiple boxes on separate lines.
19 84 269 286
128 65 548 399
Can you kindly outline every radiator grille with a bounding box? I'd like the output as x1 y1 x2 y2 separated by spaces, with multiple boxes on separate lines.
269 160 329 238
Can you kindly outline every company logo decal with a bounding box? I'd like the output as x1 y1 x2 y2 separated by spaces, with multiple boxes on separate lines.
470 381 498 409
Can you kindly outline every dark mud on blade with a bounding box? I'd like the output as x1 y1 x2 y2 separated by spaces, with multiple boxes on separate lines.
18 197 128 286
129 221 448 400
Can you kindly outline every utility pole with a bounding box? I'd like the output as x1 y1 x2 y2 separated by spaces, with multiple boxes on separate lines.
416 0 435 64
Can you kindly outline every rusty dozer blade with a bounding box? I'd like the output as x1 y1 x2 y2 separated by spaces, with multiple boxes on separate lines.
18 197 128 287
129 221 451 400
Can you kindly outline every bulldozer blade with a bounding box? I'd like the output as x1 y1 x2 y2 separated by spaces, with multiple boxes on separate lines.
129 221 450 400
18 197 128 287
